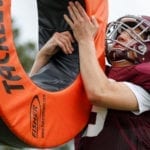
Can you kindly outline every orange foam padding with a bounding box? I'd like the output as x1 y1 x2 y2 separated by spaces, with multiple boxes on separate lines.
0 0 108 148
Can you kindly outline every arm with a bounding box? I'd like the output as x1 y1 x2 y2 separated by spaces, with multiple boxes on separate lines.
78 35 138 111
29 31 74 76
64 2 139 111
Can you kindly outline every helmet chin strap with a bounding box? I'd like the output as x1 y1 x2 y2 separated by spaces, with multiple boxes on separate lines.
107 48 139 64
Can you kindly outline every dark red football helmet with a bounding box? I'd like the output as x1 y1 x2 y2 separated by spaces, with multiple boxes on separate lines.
106 15 150 64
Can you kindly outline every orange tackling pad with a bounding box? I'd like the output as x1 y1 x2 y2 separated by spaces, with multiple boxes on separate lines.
0 0 108 148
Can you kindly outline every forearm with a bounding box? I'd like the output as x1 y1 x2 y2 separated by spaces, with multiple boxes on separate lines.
29 44 57 76
29 52 50 76
78 39 109 100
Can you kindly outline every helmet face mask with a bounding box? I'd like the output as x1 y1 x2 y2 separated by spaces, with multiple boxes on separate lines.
106 15 150 64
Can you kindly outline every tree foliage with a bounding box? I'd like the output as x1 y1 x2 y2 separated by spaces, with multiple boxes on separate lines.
12 19 36 73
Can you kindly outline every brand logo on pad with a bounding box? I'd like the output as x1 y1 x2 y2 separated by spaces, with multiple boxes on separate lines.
30 94 46 138
30 95 41 138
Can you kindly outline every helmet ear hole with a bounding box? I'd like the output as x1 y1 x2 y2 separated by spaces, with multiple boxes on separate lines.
137 45 145 52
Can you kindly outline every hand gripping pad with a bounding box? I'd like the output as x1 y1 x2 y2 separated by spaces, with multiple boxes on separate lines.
31 0 86 91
